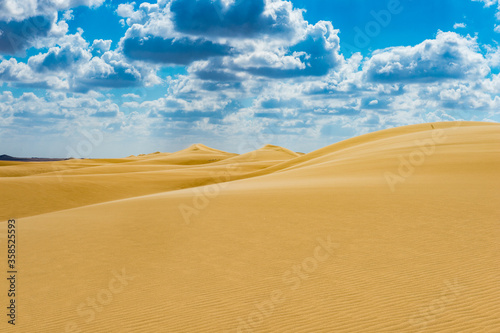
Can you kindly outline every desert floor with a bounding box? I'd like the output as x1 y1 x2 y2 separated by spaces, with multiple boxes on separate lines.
1 121 499 332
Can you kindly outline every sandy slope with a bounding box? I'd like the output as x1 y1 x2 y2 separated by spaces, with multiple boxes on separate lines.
1 121 499 332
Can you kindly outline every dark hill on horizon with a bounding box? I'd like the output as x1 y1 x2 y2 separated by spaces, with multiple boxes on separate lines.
0 154 71 162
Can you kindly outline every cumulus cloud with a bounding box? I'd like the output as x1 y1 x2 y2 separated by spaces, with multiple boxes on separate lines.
123 36 233 65
151 19 342 81
0 15 56 54
453 22 466 29
0 31 160 92
232 21 342 78
91 39 112 53
169 0 305 38
116 2 148 26
0 0 104 55
71 48 161 91
0 58 32 82
364 31 489 83
190 59 244 82
29 44 91 73
0 0 104 22
120 0 314 68
0 57 68 89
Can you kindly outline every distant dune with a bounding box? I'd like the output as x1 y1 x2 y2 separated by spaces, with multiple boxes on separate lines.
223 144 300 163
1 121 499 332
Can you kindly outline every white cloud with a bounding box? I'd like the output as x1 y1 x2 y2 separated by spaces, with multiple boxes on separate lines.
363 31 489 83
122 93 140 99
0 0 104 22
453 22 466 29
120 0 324 73
0 30 160 92
62 9 74 21
116 2 156 26
91 39 112 53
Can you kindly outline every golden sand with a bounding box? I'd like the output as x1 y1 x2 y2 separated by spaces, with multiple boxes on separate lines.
1 121 499 332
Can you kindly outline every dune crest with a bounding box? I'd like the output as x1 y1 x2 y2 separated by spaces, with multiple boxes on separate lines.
221 144 300 165
182 143 230 154
260 144 300 156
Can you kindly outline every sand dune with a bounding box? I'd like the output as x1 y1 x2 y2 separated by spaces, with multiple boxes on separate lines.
1 121 499 332
0 143 298 220
126 144 238 166
222 144 300 163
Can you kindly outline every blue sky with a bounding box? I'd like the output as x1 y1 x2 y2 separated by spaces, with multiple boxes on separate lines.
1 0 500 157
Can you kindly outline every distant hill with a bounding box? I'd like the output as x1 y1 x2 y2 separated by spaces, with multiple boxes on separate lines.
0 154 71 162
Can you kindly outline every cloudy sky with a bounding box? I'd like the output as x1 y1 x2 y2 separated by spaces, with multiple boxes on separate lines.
1 0 500 157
